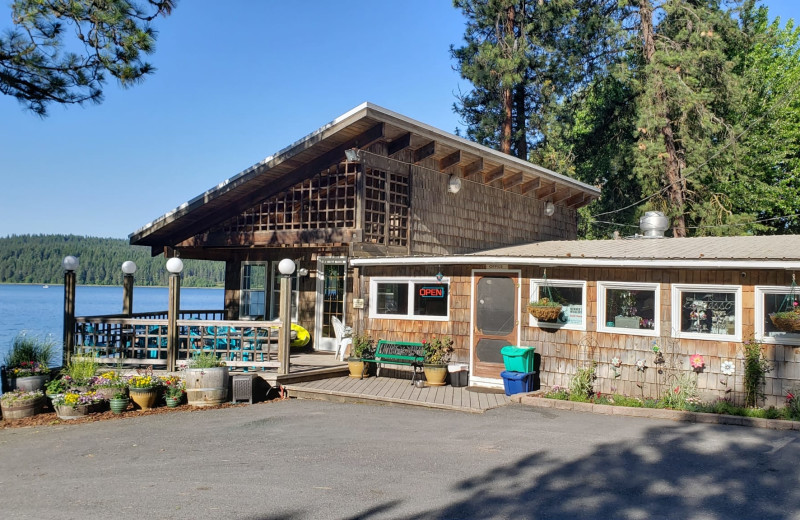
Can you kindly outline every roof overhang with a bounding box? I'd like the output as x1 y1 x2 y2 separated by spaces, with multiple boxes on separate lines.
129 102 600 250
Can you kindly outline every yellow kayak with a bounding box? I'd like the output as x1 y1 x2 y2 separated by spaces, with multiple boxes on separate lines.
290 323 311 348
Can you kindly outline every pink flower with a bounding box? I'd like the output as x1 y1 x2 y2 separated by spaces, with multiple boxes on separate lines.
674 386 680 394
690 354 705 369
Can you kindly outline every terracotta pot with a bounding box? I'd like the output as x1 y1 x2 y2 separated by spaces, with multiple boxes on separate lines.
55 404 90 420
1 397 43 420
129 388 159 410
423 364 447 386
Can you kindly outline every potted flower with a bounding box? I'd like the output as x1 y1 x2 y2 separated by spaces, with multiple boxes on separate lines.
4 333 55 391
127 369 163 410
527 297 562 321
770 300 800 332
346 334 375 378
109 391 130 414
0 389 44 420
184 351 228 407
161 374 185 407
51 390 103 420
90 371 128 400
422 336 454 386
64 356 100 391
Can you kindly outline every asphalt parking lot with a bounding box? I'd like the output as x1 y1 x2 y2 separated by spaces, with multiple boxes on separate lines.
2 398 799 519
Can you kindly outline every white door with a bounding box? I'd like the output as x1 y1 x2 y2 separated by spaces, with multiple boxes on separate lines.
315 257 347 351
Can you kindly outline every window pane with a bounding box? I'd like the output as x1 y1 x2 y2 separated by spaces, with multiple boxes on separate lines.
538 285 583 326
377 283 408 314
413 283 448 317
678 291 737 335
606 288 656 330
477 277 516 335
763 292 800 338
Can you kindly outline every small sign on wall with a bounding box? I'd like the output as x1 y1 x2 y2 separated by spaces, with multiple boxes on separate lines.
352 298 365 309
485 264 508 270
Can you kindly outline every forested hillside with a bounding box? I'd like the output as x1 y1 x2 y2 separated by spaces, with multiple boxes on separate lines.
0 235 224 287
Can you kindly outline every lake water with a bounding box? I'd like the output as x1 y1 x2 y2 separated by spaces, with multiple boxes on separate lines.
0 284 223 365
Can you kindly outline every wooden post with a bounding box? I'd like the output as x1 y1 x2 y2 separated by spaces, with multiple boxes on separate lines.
278 273 292 375
122 273 134 316
167 272 181 372
62 269 76 367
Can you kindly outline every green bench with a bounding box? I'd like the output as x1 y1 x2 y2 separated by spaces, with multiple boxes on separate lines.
361 340 425 384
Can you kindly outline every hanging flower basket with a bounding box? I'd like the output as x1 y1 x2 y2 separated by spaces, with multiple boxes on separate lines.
527 299 562 321
769 311 800 332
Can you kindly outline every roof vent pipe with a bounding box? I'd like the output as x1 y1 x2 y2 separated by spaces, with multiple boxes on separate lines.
639 211 669 238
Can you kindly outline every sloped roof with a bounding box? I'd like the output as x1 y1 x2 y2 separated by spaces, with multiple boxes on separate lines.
129 102 600 248
350 235 800 269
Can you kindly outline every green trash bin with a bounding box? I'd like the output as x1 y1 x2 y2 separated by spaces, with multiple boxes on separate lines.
500 346 535 372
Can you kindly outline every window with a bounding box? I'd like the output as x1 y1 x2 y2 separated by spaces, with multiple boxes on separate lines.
369 277 449 320
529 279 586 330
598 282 660 336
670 284 741 341
239 261 298 321
756 286 800 345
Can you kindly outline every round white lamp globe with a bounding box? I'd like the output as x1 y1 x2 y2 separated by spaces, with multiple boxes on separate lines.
121 261 137 275
278 258 296 276
62 255 79 271
166 257 184 274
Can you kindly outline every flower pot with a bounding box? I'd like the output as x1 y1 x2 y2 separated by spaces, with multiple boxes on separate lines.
13 375 49 392
109 397 129 414
129 388 159 410
527 304 562 321
1 397 44 420
423 364 448 386
185 367 229 407
165 396 182 408
94 386 127 400
55 404 90 420
347 359 367 379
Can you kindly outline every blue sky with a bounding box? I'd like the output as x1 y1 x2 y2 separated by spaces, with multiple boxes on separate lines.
1 0 797 240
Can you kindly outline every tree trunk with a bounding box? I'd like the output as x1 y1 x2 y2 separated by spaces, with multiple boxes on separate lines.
514 82 527 159
639 0 687 237
500 4 516 156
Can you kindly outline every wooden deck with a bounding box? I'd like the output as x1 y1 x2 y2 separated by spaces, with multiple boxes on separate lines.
284 374 511 413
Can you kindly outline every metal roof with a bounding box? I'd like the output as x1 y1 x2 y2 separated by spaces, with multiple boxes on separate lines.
129 102 601 248
350 235 800 270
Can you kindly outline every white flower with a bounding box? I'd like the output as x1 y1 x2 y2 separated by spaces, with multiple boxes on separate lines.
720 360 735 376
635 358 647 371
611 356 621 368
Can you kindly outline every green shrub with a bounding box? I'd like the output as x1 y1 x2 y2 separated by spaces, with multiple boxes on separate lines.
742 338 771 407
4 333 56 368
568 362 596 400
660 372 699 411
188 350 224 369
66 355 99 383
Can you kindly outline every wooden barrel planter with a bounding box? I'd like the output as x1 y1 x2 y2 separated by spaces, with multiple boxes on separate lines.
1 396 44 420
55 404 90 420
13 375 49 392
185 367 229 407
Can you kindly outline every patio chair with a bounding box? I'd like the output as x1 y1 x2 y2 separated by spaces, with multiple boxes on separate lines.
331 316 352 361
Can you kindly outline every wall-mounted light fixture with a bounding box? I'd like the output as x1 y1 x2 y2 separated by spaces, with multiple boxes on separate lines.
545 201 555 217
298 267 309 277
345 148 362 162
448 175 462 194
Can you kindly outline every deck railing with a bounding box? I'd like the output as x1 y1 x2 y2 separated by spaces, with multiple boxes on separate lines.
73 310 283 370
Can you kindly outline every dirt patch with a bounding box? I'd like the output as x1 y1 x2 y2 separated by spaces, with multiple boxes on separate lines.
1 398 286 430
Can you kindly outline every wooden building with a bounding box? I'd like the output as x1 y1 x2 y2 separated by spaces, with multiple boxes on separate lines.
129 103 599 355
352 235 800 406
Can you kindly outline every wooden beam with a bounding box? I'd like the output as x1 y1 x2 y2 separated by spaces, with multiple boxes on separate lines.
461 158 484 179
413 141 436 163
519 177 540 194
565 193 587 207
502 172 524 189
551 188 573 203
387 132 411 156
483 165 505 184
178 228 361 248
535 183 556 199
439 150 462 170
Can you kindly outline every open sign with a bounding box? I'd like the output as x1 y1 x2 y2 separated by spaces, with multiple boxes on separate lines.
419 286 445 298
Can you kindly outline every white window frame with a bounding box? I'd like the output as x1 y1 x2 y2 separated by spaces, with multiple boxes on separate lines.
597 281 660 337
670 283 742 342
755 285 800 345
529 278 587 330
369 276 450 321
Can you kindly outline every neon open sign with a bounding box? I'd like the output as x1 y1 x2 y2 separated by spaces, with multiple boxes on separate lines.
419 286 445 298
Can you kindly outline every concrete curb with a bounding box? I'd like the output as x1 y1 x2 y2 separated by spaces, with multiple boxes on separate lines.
511 393 800 431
